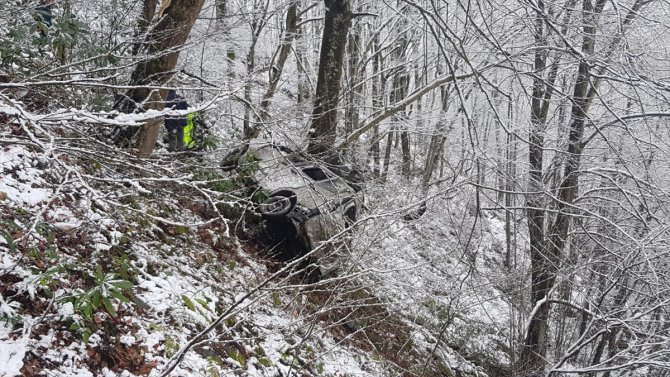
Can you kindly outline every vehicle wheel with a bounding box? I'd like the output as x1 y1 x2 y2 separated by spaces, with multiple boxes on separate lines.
259 195 294 217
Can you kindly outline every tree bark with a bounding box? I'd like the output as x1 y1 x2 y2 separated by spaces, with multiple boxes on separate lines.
520 0 604 371
306 0 352 156
216 0 227 22
381 129 393 182
344 22 361 154
258 1 298 122
389 23 411 177
116 0 205 156
243 40 258 138
132 0 159 56
369 35 384 177
295 16 311 105
123 0 205 110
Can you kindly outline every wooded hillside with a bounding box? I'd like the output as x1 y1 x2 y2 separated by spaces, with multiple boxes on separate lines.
2 0 670 376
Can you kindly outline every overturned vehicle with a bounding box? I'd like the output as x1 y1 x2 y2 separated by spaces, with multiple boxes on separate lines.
222 142 364 275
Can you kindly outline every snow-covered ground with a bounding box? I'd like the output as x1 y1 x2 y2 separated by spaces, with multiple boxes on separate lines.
1 119 501 376
0 142 396 377
0 2 512 375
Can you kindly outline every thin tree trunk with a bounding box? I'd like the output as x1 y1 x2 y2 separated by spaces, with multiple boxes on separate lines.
242 1 271 138
295 16 311 105
135 92 164 158
400 131 411 176
381 129 393 182
390 58 410 176
521 0 605 370
369 36 383 177
306 0 353 155
243 40 258 138
216 0 226 22
421 84 450 191
520 0 560 368
344 23 361 145
504 94 516 269
258 1 298 122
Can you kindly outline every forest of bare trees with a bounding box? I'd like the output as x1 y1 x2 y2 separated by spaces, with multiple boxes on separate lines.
2 0 670 376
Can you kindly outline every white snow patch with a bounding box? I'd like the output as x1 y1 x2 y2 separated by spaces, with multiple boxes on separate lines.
119 334 136 346
0 326 28 377
0 176 51 206
58 302 75 318
0 146 52 207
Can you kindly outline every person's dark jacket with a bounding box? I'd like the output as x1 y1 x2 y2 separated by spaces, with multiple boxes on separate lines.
35 5 53 27
165 90 188 131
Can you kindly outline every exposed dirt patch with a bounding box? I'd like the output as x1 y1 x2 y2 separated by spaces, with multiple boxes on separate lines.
305 281 449 377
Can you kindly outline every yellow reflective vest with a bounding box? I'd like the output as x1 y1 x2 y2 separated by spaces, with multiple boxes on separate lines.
183 112 199 149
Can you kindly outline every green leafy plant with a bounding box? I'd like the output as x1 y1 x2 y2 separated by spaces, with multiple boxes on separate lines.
192 168 238 194
182 294 213 314
66 265 133 321
225 314 237 328
0 23 38 70
69 321 93 343
227 347 248 369
181 294 196 311
0 220 19 253
164 335 180 358
0 294 21 327
111 254 137 281
199 135 219 151
258 357 273 368
66 264 133 343
206 355 224 377
50 11 89 63
38 264 65 298
272 291 282 307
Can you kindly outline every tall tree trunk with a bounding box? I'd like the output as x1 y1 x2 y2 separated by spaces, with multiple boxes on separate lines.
243 41 258 138
295 15 311 105
389 24 410 177
381 129 393 182
216 0 227 22
344 22 361 151
257 1 298 124
242 0 271 138
519 0 557 369
306 0 353 156
520 0 604 370
422 86 450 190
132 0 159 55
369 36 384 177
217 0 234 84
400 130 411 176
504 95 516 269
116 0 205 157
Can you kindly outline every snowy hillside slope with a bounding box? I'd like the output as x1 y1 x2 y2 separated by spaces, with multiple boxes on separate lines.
0 120 492 377
0 3 511 376
354 177 526 375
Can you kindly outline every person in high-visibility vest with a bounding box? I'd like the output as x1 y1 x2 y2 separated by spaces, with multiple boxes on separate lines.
165 90 203 151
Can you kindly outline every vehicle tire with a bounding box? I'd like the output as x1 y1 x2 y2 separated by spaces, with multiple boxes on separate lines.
259 194 295 217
